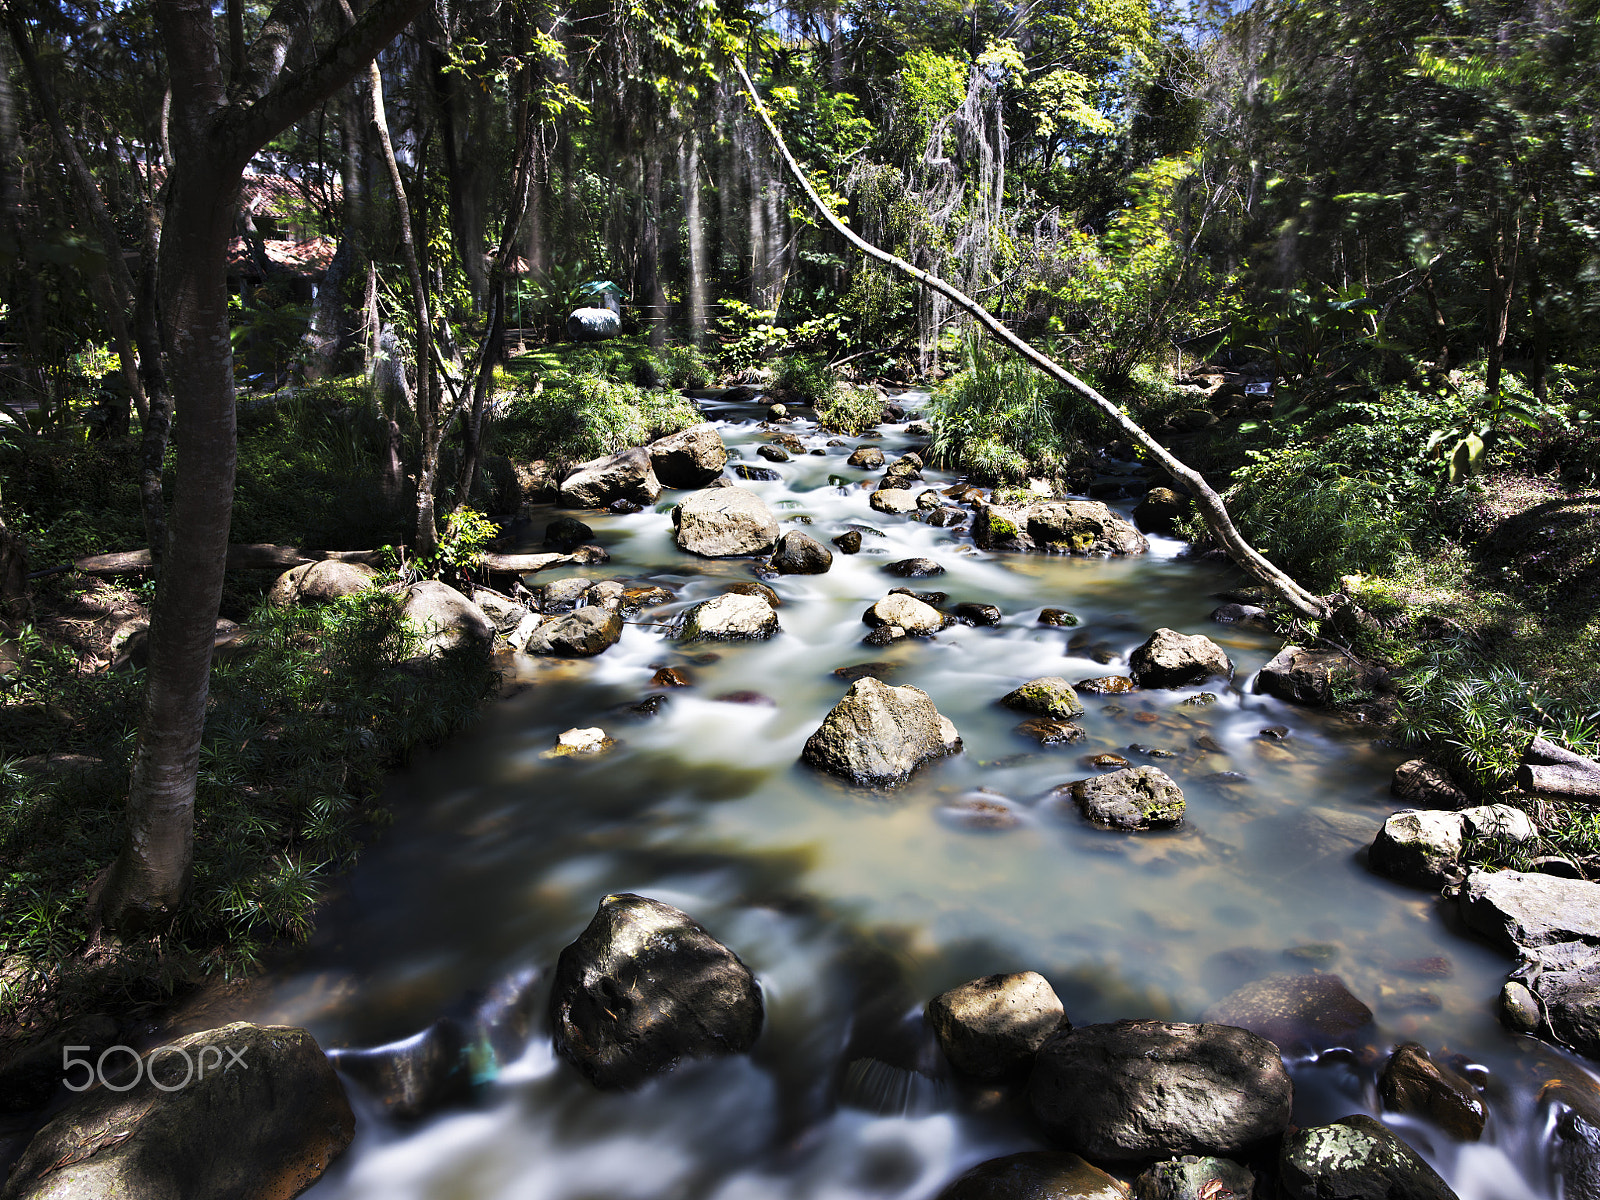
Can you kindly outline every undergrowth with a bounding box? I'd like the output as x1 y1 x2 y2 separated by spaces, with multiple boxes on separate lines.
0 590 495 1019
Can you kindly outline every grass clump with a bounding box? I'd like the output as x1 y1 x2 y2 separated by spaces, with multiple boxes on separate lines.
0 590 496 1017
816 384 884 435
498 368 699 469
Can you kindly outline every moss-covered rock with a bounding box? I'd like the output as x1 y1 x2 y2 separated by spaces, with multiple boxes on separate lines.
1000 677 1086 721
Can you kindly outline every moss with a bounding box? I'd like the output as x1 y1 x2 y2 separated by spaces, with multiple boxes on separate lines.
986 512 1020 540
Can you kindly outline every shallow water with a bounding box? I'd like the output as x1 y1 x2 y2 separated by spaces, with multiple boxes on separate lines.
241 393 1591 1198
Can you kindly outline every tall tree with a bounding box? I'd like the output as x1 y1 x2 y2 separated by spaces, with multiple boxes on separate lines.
102 0 425 935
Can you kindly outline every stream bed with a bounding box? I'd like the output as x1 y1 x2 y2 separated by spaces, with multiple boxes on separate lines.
240 392 1591 1199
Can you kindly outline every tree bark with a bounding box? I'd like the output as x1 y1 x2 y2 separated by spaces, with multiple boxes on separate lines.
1518 737 1600 801
731 57 1329 622
681 124 707 345
1485 201 1521 398
102 0 425 936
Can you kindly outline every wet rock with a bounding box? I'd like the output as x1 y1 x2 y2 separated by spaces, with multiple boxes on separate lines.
916 489 944 511
560 446 662 508
268 559 380 607
721 384 758 403
1133 1156 1255 1200
1458 869 1600 952
5 1023 353 1200
864 593 945 636
648 423 729 488
680 592 779 642
881 453 924 489
524 606 624 656
927 972 1066 1079
675 486 780 557
1368 810 1468 887
1253 646 1382 707
0 1013 120 1114
1077 676 1135 695
1057 766 1185 831
1279 1115 1457 1200
939 794 1025 831
725 581 781 608
802 677 961 787
734 463 782 482
848 445 885 468
863 626 906 647
1202 974 1374 1054
1039 608 1080 627
1132 487 1190 537
757 444 790 462
1128 743 1177 758
870 488 920 515
1000 677 1086 721
651 665 693 688
1130 629 1233 689
1391 759 1469 808
771 531 834 575
542 727 617 758
608 498 642 514
1379 1043 1486 1141
954 602 1002 626
973 503 1036 552
403 581 496 657
767 402 788 420
1016 718 1088 746
473 588 533 636
542 576 594 612
927 507 967 529
714 690 775 706
890 586 947 607
833 662 898 682
550 894 763 1089
1500 980 1541 1033
1028 501 1150 556
586 580 628 612
936 1152 1130 1200
1209 603 1270 628
833 530 863 554
1030 1020 1293 1161
1555 1104 1600 1200
885 557 945 579
1084 753 1132 770
622 585 676 611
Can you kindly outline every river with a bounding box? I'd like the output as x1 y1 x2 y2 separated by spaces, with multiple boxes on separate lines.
239 391 1589 1199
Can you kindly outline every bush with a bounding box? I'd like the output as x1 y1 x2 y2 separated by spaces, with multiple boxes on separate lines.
816 384 884 435
772 355 838 405
651 343 713 390
498 369 702 467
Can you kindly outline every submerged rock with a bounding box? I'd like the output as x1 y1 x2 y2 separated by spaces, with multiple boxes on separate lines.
550 894 763 1089
1016 718 1088 746
1202 974 1375 1054
1279 1115 1457 1200
1130 628 1233 689
680 592 780 642
674 486 780 557
1391 759 1469 809
832 530 863 554
5 1023 353 1200
926 972 1066 1079
935 1152 1130 1200
1030 1020 1293 1161
1056 766 1185 831
953 602 1003 626
884 557 945 578
802 677 961 787
648 423 728 489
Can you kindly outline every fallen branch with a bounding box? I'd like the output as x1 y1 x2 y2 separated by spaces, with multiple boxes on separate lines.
479 545 609 576
730 58 1329 622
73 545 383 577
1518 737 1600 801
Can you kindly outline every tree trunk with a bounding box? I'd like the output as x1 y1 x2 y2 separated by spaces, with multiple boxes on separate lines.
299 92 368 381
1485 202 1522 398
101 0 425 937
730 57 1329 622
639 151 667 347
681 125 707 345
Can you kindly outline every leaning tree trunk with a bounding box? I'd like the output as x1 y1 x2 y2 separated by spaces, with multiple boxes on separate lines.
101 0 425 937
730 58 1329 622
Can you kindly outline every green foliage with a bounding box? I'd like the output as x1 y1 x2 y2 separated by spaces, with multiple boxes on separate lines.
406 506 497 586
772 354 839 405
649 343 713 389
498 366 700 467
815 384 885 436
0 591 496 1010
928 335 1105 482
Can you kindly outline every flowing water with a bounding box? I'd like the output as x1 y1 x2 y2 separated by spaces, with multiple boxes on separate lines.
238 393 1593 1199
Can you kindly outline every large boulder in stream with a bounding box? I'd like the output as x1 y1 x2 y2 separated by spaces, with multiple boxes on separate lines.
1253 645 1383 707
803 677 961 787
1129 628 1233 689
1027 501 1149 556
1279 1115 1458 1200
648 423 728 489
1055 766 1185 831
560 447 662 508
863 593 945 636
935 1152 1130 1200
524 606 624 656
679 592 779 642
1457 869 1600 953
549 893 763 1090
1029 1020 1293 1162
674 486 780 557
402 580 496 657
3 1023 353 1200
